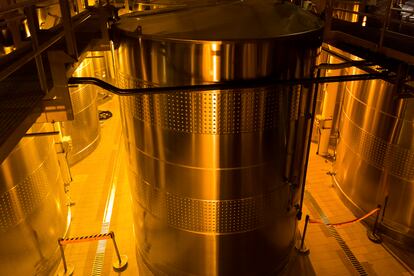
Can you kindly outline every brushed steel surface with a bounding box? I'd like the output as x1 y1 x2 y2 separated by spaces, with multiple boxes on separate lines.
334 70 414 245
62 58 101 165
0 124 68 275
116 0 322 41
115 1 323 274
312 51 347 145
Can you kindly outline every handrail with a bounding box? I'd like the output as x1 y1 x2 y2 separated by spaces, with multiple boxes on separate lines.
327 0 414 64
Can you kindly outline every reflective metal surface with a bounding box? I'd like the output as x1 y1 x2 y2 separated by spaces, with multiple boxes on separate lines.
0 124 69 275
115 1 323 274
334 68 414 245
62 58 101 165
312 50 348 147
332 0 360 22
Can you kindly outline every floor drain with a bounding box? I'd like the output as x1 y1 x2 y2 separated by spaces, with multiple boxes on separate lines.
305 191 368 276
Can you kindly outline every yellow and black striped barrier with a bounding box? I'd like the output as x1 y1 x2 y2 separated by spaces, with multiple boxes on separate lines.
57 231 128 276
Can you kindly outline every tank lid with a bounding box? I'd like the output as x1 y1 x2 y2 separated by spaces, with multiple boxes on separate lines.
115 0 324 41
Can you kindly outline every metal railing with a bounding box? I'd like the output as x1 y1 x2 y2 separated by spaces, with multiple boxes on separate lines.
325 0 414 63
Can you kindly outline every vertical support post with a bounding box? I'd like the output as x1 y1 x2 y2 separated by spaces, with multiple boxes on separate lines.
98 5 111 44
324 0 333 39
379 0 393 48
46 50 76 122
297 69 321 220
59 0 78 58
24 5 48 93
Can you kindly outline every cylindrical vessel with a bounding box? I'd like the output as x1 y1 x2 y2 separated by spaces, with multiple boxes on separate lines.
0 124 69 275
114 1 323 274
334 68 414 246
62 58 101 165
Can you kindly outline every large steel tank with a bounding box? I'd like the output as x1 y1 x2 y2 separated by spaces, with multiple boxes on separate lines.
62 58 101 165
114 1 323 274
0 124 69 275
334 69 414 245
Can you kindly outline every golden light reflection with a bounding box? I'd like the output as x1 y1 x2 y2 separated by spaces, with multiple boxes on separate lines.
211 43 220 82
362 16 367 27
3 46 15 55
22 19 31 38
352 4 359 22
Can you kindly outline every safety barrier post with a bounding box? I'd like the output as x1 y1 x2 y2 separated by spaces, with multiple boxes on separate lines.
296 214 310 255
368 204 382 243
110 231 128 271
57 239 74 276
56 232 128 275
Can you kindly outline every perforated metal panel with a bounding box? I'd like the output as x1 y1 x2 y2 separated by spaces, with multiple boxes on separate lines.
124 89 280 134
134 176 288 233
0 151 55 231
341 104 414 181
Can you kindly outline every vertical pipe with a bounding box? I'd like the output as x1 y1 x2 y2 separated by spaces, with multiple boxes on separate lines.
317 57 339 156
298 69 321 220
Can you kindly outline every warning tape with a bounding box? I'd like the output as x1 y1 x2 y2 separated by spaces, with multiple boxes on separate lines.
58 232 113 245
309 207 380 227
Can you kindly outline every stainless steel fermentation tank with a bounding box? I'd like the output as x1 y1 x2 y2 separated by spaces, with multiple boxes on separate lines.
0 124 69 275
114 1 323 274
334 68 414 245
62 57 101 165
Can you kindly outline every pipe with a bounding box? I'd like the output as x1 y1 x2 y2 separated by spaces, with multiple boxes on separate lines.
317 60 374 70
317 55 344 156
68 73 390 96
297 69 321 220
321 46 380 75
24 131 60 137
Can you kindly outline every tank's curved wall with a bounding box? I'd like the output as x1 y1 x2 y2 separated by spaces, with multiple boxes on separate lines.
334 72 414 244
0 125 69 275
116 31 321 275
62 58 101 165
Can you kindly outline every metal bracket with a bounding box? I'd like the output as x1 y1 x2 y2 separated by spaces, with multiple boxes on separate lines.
37 51 76 123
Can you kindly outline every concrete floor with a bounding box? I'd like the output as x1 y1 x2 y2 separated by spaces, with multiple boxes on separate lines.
55 95 413 276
